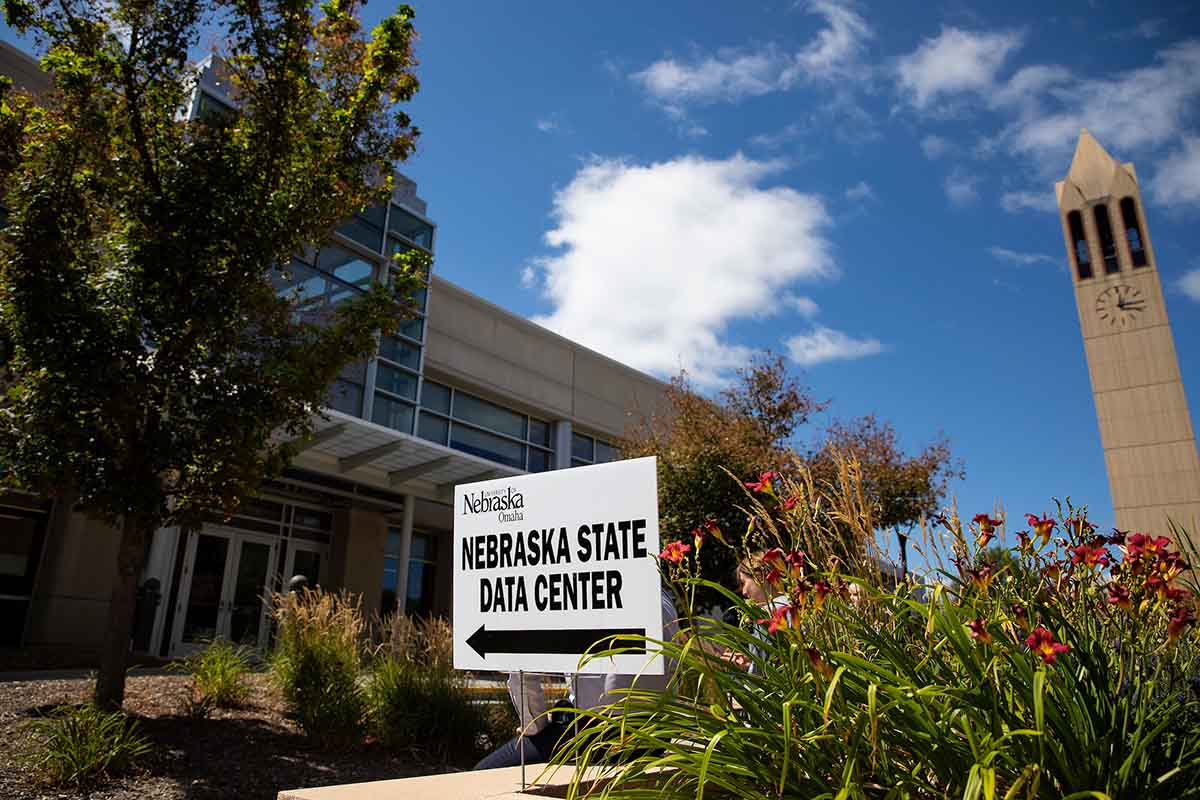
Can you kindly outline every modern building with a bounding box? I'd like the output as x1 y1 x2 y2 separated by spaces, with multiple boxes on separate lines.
1056 130 1200 548
0 49 668 659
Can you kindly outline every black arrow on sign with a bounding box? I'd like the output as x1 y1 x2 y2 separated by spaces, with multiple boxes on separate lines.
465 625 646 659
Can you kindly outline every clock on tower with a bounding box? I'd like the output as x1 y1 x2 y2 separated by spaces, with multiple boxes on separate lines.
1055 130 1200 549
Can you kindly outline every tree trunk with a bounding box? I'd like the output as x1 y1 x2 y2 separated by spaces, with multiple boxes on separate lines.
94 515 148 711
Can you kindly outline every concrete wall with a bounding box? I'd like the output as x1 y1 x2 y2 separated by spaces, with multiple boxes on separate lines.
425 277 668 440
329 506 389 620
26 508 121 649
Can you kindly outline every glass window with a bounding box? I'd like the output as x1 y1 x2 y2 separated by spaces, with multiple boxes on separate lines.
317 246 374 291
0 519 36 578
381 555 399 615
337 205 386 252
381 530 437 617
398 316 424 342
406 561 435 617
421 382 451 414
237 497 284 521
372 394 415 433
292 507 333 532
378 336 421 371
388 205 434 250
528 448 552 473
273 260 327 308
291 549 322 588
450 425 525 470
529 419 551 448
595 441 618 463
410 533 431 561
376 363 419 400
406 285 429 310
328 379 363 417
454 393 527 440
572 433 594 463
417 412 449 445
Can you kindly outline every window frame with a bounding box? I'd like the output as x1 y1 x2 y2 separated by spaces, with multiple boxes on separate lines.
416 381 554 472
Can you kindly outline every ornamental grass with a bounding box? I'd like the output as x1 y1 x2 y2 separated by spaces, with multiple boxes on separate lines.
553 459 1200 799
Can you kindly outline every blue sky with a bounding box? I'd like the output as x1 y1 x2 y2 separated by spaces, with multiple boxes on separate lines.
6 2 1200 550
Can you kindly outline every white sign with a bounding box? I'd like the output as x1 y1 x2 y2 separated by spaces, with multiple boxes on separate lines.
452 456 663 674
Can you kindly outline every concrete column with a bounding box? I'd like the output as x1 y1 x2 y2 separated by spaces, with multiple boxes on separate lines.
395 495 415 613
329 506 388 620
553 420 573 470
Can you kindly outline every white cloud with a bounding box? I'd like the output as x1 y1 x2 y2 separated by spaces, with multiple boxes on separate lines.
630 1 871 108
631 47 791 106
792 0 873 82
1179 269 1200 302
785 326 882 367
988 246 1056 266
750 122 806 150
527 154 836 386
989 41 1200 171
519 265 537 288
845 180 875 201
783 294 821 317
1152 136 1200 207
1000 190 1057 213
920 134 951 159
944 168 980 206
536 118 559 133
896 27 1023 109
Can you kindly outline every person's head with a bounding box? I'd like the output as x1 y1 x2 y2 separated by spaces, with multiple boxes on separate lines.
735 553 769 603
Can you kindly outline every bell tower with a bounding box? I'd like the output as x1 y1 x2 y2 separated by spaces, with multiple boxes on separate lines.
1056 129 1200 548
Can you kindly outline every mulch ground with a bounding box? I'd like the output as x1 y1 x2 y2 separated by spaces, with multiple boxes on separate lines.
0 674 452 800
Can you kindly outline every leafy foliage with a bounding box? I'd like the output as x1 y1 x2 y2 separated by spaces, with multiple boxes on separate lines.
27 704 152 788
270 588 366 748
173 639 253 712
365 613 493 764
554 466 1200 799
0 0 424 707
623 355 960 603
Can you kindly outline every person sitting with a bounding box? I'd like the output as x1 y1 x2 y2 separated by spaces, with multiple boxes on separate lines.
472 586 679 770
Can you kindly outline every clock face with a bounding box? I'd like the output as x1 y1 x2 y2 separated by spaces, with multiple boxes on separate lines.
1095 284 1146 328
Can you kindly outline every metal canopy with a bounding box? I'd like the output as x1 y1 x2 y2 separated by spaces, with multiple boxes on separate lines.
287 410 523 502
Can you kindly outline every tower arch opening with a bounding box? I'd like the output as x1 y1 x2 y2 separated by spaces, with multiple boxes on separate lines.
1067 210 1092 280
1120 197 1148 268
1093 203 1120 274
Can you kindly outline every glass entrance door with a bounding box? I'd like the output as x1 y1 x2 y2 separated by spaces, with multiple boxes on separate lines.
171 528 278 657
226 538 274 651
177 533 230 651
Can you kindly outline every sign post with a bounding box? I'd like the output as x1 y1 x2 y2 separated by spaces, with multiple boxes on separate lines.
452 456 663 675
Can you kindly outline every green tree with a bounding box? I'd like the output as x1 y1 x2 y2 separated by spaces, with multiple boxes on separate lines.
622 355 825 605
0 0 423 708
805 414 964 575
623 357 961 601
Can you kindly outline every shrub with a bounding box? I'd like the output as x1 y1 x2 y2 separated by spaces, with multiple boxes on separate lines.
554 463 1200 798
174 639 252 711
270 588 366 748
28 704 152 788
365 614 488 764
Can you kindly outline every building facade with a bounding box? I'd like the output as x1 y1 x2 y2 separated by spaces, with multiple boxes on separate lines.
1056 130 1200 548
0 50 668 658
